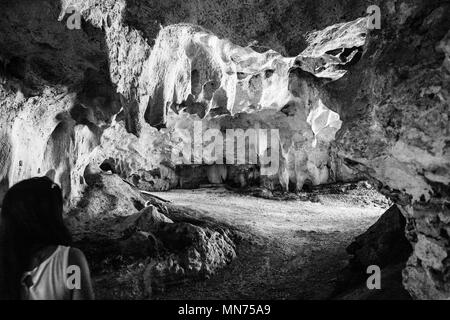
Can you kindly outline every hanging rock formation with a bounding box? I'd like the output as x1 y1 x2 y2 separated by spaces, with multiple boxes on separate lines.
0 0 449 299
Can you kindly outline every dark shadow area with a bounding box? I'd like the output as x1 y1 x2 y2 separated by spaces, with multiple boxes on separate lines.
0 0 126 133
332 205 412 300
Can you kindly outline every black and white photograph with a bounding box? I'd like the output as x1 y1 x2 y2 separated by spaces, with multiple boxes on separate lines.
0 0 449 308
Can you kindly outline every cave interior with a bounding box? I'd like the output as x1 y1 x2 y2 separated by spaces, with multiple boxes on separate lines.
0 0 449 300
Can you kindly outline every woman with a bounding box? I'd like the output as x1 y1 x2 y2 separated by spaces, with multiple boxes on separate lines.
0 176 94 300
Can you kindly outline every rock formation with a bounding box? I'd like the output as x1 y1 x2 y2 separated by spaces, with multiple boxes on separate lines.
67 172 236 298
0 0 449 299
334 205 412 299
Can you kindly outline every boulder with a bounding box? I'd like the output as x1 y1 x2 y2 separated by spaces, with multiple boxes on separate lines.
334 205 412 299
347 205 412 269
145 222 236 293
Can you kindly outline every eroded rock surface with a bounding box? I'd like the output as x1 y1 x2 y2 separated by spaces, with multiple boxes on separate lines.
68 172 236 298
317 1 450 299
347 205 412 269
0 0 449 299
334 205 412 299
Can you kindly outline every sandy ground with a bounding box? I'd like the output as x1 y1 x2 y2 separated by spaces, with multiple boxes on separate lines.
151 187 386 299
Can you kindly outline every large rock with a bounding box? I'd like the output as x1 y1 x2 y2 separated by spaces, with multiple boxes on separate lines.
402 203 450 299
118 205 174 233
347 205 412 270
67 173 236 298
70 172 146 220
0 0 449 298
144 222 236 293
335 205 412 299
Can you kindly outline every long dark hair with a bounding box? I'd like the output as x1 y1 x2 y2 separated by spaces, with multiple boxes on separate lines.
0 177 72 300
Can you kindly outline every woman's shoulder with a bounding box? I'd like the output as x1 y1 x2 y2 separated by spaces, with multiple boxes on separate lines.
67 247 89 270
66 247 95 300
67 247 85 258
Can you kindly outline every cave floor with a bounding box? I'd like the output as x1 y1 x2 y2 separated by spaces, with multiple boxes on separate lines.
150 187 386 299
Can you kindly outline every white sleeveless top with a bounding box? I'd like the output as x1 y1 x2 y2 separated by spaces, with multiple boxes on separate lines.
20 246 71 300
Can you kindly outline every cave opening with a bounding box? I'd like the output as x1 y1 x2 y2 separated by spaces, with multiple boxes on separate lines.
0 0 447 303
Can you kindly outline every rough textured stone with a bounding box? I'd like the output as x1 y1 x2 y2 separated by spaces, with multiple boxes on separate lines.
402 202 450 300
67 172 236 297
145 222 236 293
316 1 450 299
0 0 449 299
0 0 367 200
334 205 412 298
71 172 146 219
118 205 174 234
347 205 412 269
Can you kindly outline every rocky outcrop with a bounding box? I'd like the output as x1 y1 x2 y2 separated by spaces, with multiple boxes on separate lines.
145 222 236 294
317 1 450 299
0 0 449 298
0 0 124 204
402 203 450 300
334 205 412 299
0 0 366 201
79 15 366 192
346 205 412 269
68 172 236 298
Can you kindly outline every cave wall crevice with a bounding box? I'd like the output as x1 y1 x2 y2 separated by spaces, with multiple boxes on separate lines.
0 0 449 299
